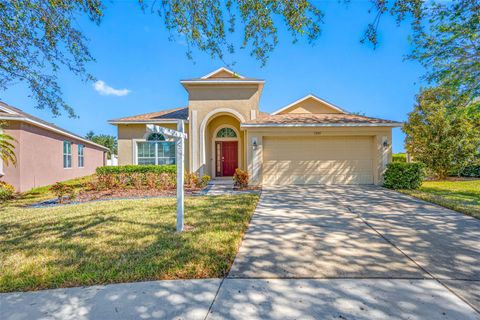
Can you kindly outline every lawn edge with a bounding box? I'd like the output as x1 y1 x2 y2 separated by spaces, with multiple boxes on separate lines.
397 189 479 220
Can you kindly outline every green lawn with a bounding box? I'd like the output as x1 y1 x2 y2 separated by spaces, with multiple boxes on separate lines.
400 179 480 219
0 193 259 292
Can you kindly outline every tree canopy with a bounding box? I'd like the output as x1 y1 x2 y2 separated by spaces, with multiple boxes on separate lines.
408 0 479 100
85 131 117 159
403 86 480 179
1 0 478 115
0 131 16 167
0 1 103 117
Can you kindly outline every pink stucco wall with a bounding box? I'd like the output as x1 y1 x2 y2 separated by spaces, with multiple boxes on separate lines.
1 121 106 192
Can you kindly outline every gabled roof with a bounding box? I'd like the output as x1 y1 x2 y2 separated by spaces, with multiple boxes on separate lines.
181 67 264 85
242 113 402 127
108 107 188 124
272 94 349 115
0 101 110 151
201 67 245 79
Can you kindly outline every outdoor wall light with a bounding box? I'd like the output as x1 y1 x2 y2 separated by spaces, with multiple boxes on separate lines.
383 140 389 148
252 138 258 150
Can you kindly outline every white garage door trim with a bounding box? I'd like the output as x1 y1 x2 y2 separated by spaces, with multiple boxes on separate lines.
263 136 374 185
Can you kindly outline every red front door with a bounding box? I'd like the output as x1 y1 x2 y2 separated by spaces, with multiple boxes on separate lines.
216 141 238 176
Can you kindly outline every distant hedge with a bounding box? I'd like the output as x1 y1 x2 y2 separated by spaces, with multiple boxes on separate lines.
384 162 425 190
460 164 480 178
392 153 407 163
96 165 176 175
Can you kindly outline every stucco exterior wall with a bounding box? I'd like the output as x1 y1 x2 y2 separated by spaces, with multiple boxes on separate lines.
1 121 21 190
117 123 190 171
1 121 106 192
278 98 343 114
245 126 393 186
185 83 263 174
118 124 149 165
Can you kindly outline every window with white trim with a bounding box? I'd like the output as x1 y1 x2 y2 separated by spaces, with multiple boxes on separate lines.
78 144 85 167
137 133 175 165
63 141 72 168
216 127 237 138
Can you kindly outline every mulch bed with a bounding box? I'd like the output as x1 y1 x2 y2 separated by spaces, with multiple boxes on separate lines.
75 188 202 202
30 187 204 208
29 185 261 208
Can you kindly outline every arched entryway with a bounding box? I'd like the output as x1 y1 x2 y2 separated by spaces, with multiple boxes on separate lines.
202 112 245 178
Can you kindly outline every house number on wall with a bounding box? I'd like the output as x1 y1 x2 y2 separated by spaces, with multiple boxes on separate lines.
313 131 322 135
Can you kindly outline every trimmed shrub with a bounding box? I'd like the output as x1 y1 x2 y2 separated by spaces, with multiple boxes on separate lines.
392 153 407 163
185 173 211 189
158 173 176 190
130 173 144 189
383 162 425 190
200 175 211 188
233 168 249 188
460 164 480 177
184 172 199 189
91 166 210 191
50 182 76 203
96 165 176 175
0 181 15 201
97 173 120 189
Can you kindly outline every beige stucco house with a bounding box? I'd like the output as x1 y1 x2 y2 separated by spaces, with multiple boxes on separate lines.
109 67 401 185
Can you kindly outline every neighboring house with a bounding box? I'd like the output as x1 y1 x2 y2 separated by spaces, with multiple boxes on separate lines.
109 67 402 185
0 102 109 192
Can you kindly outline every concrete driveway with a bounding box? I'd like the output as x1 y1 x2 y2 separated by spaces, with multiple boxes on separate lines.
210 185 480 319
2 186 479 319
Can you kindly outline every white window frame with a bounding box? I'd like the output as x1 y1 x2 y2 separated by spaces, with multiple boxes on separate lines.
136 140 158 165
133 136 176 165
78 144 85 168
63 141 72 169
216 127 238 139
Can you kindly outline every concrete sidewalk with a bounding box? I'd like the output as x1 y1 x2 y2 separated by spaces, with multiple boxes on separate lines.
209 279 478 319
1 279 221 320
2 278 478 320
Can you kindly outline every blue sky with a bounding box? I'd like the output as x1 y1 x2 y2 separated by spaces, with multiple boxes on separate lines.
1 1 425 152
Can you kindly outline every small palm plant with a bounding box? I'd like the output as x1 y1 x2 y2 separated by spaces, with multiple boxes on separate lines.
0 132 16 166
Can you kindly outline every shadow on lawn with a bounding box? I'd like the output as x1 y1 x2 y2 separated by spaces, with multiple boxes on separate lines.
418 187 480 206
0 195 258 292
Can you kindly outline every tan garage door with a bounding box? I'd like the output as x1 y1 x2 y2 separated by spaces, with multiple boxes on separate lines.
263 136 374 185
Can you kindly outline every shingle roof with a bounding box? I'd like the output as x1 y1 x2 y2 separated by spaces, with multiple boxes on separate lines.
109 107 188 123
256 111 270 119
0 112 23 119
243 113 402 126
0 101 110 151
